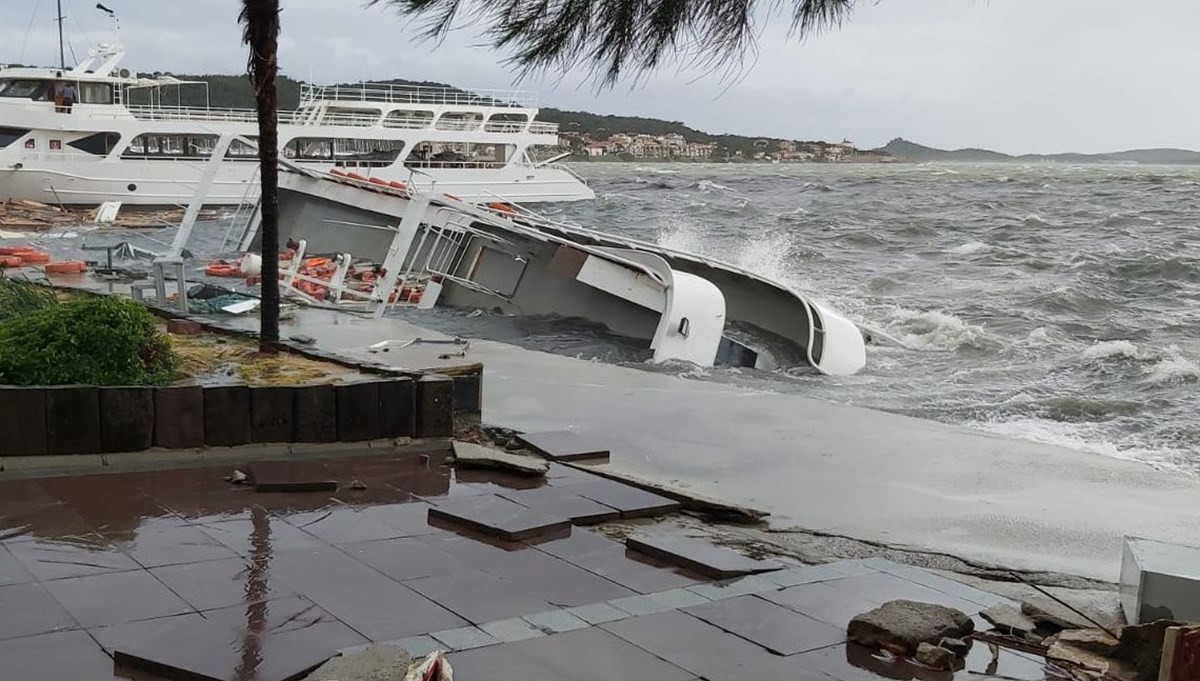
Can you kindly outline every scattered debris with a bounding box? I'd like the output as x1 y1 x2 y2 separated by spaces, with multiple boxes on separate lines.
290 334 317 345
403 650 452 681
451 440 549 476
939 636 971 656
349 479 368 490
847 600 974 656
0 198 218 230
305 644 413 681
1160 624 1200 681
224 469 249 485
982 604 1044 642
914 641 960 671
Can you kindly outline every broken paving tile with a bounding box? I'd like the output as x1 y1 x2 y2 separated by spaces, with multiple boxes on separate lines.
758 581 882 630
626 534 782 580
568 480 681 519
686 574 778 601
479 617 545 643
683 594 845 655
568 602 631 625
648 587 711 610
515 431 611 462
452 441 549 476
609 594 674 617
522 609 590 634
498 487 620 525
431 625 500 651
760 562 850 587
109 596 366 681
248 460 338 493
306 643 413 681
427 495 571 542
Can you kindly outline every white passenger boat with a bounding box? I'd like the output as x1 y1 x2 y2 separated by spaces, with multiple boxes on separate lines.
226 166 866 376
0 44 593 207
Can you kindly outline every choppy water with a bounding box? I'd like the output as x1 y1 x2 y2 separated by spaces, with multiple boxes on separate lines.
420 162 1200 473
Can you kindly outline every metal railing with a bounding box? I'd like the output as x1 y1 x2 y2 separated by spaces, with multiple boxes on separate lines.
127 105 308 125
301 82 539 109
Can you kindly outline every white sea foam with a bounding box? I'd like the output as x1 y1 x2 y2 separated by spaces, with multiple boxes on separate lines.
1081 339 1141 360
948 241 988 255
967 418 1184 471
697 179 732 192
880 308 991 352
1144 351 1200 384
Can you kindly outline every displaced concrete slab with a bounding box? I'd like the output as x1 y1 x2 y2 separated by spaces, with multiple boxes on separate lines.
428 495 571 542
626 534 781 580
248 460 338 493
516 431 610 462
683 594 844 655
304 643 412 681
452 441 548 477
568 480 681 519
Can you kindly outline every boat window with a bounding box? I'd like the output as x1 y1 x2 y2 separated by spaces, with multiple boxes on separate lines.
404 141 516 169
78 82 114 105
382 110 434 129
121 133 223 160
0 127 30 148
320 107 382 127
67 132 122 156
484 112 528 133
0 80 52 100
434 112 483 132
284 137 406 168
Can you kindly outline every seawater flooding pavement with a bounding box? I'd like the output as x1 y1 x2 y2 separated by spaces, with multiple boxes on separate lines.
210 306 1200 582
0 443 1047 681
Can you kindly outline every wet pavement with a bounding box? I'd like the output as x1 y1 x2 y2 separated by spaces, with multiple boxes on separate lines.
0 447 1060 681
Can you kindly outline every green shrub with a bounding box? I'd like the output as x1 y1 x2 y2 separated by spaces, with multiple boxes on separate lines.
0 295 179 386
0 279 58 322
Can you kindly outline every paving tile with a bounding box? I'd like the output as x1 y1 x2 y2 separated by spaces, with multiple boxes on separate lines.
626 534 781 579
448 626 694 681
7 536 141 581
516 431 611 462
0 503 95 543
343 537 463 581
431 625 500 651
822 571 984 614
0 581 77 640
0 545 35 587
104 517 239 568
683 594 844 655
757 581 882 629
686 574 777 601
568 601 631 625
609 593 674 616
498 487 620 525
649 587 711 610
195 513 327 556
386 635 443 657
43 568 193 627
535 529 707 594
603 610 821 681
103 597 367 681
356 501 443 538
523 609 590 634
268 546 467 641
480 617 546 643
760 562 851 587
0 630 115 681
150 556 296 612
428 495 571 542
249 459 337 493
569 479 681 518
280 504 411 545
404 569 556 624
870 561 1011 607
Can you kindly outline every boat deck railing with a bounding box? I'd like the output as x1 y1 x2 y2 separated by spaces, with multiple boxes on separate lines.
301 83 539 109
127 105 309 125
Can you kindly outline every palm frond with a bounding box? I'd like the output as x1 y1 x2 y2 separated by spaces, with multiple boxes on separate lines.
371 0 856 86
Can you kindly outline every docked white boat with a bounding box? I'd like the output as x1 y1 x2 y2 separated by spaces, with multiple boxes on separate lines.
225 166 866 376
0 44 592 206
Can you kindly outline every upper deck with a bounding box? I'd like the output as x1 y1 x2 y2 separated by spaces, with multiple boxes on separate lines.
300 83 539 109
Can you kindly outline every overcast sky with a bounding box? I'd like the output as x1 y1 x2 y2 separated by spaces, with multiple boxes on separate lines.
5 0 1199 153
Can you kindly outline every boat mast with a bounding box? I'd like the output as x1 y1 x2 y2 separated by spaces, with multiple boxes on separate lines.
56 0 66 69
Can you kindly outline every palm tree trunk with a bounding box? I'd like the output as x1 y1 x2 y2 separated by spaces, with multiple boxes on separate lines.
241 0 281 353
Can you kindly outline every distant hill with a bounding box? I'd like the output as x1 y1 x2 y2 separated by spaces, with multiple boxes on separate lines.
878 137 1200 165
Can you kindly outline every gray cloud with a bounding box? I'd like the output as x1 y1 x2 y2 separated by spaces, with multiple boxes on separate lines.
5 0 1198 153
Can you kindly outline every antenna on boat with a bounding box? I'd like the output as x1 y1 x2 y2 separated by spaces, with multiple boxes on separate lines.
56 0 66 69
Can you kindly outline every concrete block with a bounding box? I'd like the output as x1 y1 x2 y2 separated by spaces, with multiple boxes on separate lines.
154 385 205 449
336 382 384 442
416 374 453 438
1121 537 1200 624
46 386 101 454
378 377 415 438
166 319 203 335
0 386 46 456
250 386 294 443
293 384 337 443
203 385 251 447
452 373 482 415
100 387 154 453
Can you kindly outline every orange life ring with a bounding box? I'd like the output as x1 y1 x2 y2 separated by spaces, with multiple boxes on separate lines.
15 250 50 263
0 255 23 268
205 262 241 277
0 246 30 256
43 261 86 274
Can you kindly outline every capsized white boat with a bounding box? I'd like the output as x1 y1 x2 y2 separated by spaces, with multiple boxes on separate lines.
233 166 866 376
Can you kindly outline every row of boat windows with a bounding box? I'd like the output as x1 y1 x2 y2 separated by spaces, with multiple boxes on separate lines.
3 129 518 168
0 80 114 104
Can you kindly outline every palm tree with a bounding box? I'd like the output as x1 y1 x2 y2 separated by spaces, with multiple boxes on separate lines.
372 0 856 87
240 0 281 353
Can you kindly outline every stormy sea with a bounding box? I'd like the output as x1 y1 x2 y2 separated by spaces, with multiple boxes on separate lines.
416 162 1200 473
